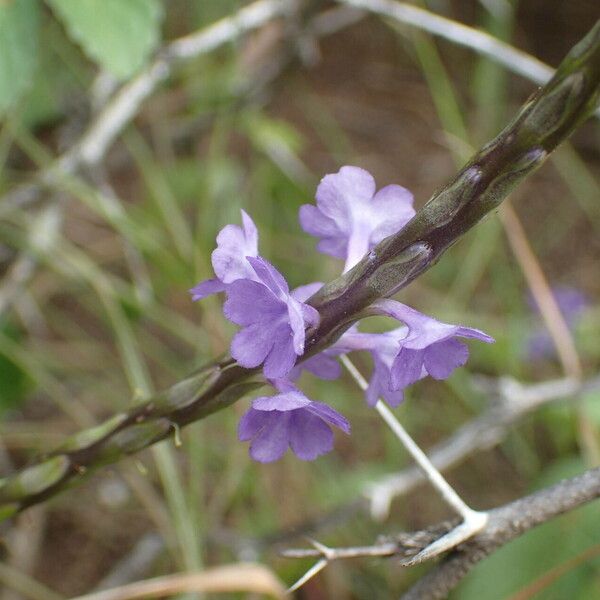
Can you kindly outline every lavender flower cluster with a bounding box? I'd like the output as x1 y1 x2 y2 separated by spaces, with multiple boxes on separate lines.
191 166 493 463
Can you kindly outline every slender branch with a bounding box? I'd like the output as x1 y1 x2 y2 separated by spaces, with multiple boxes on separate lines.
280 467 600 599
399 467 600 599
0 20 598 519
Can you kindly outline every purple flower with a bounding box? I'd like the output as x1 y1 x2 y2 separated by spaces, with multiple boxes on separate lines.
372 300 494 390
224 257 320 379
190 210 258 300
238 381 350 462
299 166 415 272
337 329 410 407
527 285 588 360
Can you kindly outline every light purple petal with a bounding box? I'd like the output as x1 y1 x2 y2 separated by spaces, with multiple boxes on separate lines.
212 218 258 283
247 256 289 297
372 300 451 345
301 304 320 328
315 166 375 223
305 401 350 434
263 326 298 379
252 390 310 411
299 204 341 237
249 412 290 463
224 279 284 326
222 255 319 378
287 296 308 355
424 339 469 380
316 237 347 259
455 326 495 344
391 347 425 390
189 278 226 301
382 386 405 408
291 282 323 302
370 184 415 243
298 353 342 380
230 323 274 368
365 355 390 406
241 209 258 251
289 410 334 461
238 408 269 441
335 330 400 353
366 378 380 407
345 219 373 270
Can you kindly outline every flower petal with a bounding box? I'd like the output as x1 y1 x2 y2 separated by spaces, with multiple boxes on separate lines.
252 390 310 411
224 279 284 326
247 256 289 296
230 323 274 368
365 355 390 406
305 401 350 434
189 278 225 301
373 300 460 348
289 410 334 460
249 412 291 462
366 377 381 407
212 221 257 283
238 408 269 441
299 353 341 380
382 385 405 408
423 338 469 380
315 166 375 224
287 296 308 355
455 326 495 344
370 184 415 243
241 209 258 251
299 204 341 237
344 219 373 270
391 347 425 390
263 326 298 378
291 282 323 302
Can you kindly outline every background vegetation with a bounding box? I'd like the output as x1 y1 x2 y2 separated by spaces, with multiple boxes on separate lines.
0 0 599 597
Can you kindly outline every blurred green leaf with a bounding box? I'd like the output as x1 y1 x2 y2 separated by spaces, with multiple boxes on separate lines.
0 0 39 114
0 322 32 414
46 0 163 79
